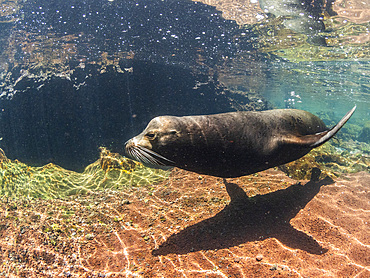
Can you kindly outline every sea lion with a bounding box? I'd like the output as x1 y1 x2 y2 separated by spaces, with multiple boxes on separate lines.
125 106 356 178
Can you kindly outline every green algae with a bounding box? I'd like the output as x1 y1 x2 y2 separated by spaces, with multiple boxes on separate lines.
279 143 370 180
0 147 170 199
1 139 368 200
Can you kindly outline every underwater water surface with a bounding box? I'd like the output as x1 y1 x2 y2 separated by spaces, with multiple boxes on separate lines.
0 0 369 277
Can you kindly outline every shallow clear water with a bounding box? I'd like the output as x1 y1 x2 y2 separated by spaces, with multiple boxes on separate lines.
1 0 369 167
0 0 368 194
0 0 369 277
259 60 369 118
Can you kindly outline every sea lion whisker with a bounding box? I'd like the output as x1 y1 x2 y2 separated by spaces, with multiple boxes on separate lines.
137 149 171 166
125 146 133 156
131 149 142 163
127 148 138 162
130 146 164 166
136 145 175 164
132 148 153 165
136 148 160 165
126 147 137 161
126 146 145 163
135 146 166 166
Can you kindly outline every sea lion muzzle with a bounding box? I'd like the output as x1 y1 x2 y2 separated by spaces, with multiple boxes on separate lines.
125 140 174 167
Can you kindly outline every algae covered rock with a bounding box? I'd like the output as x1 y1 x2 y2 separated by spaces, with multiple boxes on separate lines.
0 147 170 199
279 143 370 179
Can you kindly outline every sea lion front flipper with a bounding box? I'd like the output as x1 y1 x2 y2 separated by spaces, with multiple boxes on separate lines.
283 106 356 148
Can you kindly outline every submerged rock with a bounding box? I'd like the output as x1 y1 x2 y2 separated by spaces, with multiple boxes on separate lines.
279 143 370 179
358 121 370 143
0 148 169 199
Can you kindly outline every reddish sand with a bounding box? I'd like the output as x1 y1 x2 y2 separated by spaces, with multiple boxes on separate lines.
0 168 369 277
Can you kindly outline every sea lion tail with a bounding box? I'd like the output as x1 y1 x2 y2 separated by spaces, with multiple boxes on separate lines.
309 105 356 148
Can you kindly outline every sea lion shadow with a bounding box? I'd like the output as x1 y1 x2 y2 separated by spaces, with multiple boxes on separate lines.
153 170 333 256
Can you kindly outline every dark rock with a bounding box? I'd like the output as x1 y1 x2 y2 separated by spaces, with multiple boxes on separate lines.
358 121 370 143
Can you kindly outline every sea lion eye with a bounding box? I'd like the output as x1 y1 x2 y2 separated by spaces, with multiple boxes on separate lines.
169 130 177 135
146 132 156 140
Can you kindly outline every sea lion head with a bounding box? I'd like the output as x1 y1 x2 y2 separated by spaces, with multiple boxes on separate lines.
125 116 183 167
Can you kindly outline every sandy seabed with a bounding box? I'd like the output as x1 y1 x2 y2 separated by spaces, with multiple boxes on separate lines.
0 168 369 277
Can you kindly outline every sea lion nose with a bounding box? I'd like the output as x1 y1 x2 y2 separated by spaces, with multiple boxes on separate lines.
124 138 134 153
124 138 135 158
125 137 139 147
124 139 132 146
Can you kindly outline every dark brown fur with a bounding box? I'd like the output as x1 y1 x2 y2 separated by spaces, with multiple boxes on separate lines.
125 107 355 178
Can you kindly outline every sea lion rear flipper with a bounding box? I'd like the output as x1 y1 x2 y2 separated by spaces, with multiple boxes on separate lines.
310 105 356 147
284 106 356 148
